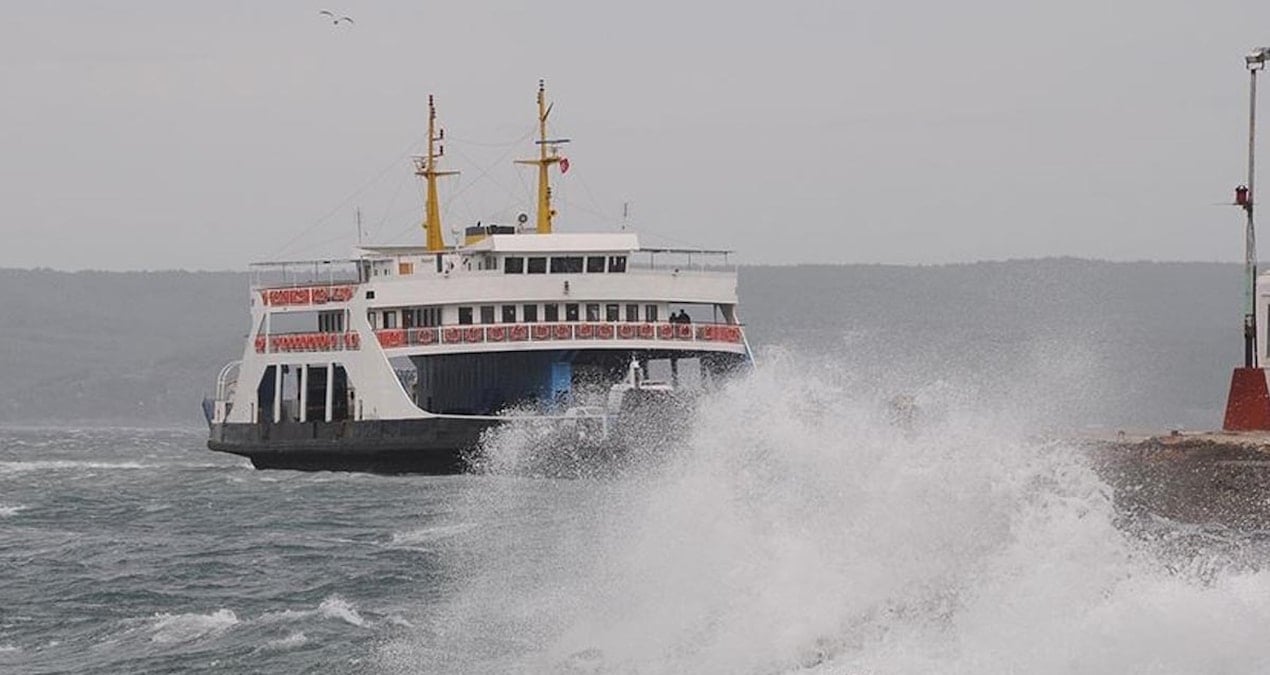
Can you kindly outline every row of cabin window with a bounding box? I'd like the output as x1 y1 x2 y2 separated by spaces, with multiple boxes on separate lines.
401 307 442 328
376 303 661 329
503 255 627 275
457 303 659 324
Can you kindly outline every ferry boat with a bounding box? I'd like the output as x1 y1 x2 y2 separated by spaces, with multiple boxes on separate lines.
206 82 752 473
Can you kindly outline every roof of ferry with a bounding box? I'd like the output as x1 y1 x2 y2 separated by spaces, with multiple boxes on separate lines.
464 232 640 253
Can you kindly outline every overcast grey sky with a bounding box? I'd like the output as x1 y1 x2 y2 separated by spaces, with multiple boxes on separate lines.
2 1 1269 270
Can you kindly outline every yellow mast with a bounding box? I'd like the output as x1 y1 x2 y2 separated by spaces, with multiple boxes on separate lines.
415 95 458 251
515 80 568 234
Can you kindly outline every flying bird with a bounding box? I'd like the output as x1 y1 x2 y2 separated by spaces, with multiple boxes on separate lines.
317 10 354 26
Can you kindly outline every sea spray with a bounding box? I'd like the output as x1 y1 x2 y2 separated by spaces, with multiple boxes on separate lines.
380 350 1270 674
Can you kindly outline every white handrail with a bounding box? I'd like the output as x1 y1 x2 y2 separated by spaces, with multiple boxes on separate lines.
215 360 242 401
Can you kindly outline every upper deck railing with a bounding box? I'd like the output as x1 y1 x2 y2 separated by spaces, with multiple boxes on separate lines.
629 248 734 273
250 259 362 289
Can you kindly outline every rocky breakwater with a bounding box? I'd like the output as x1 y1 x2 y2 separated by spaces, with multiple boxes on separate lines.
1088 431 1270 528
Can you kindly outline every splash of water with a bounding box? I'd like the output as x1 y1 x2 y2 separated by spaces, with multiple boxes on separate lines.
381 350 1270 674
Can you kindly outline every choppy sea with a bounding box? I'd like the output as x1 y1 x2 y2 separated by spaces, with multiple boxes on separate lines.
5 354 1270 674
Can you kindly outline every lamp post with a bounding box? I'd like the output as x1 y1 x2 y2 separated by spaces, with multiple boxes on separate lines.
1241 48 1269 367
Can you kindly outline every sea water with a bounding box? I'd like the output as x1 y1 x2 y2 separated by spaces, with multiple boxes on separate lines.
4 352 1270 674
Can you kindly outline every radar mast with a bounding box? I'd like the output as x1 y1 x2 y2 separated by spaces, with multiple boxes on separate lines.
515 80 569 234
415 95 458 251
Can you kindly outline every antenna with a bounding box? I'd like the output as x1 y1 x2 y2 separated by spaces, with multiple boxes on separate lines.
621 201 630 231
356 207 363 245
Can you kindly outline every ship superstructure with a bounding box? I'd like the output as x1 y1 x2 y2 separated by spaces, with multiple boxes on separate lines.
207 83 751 472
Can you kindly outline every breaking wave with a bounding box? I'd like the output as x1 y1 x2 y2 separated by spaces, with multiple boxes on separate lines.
150 609 240 644
259 632 309 652
390 523 478 547
379 350 1270 674
142 595 370 650
0 503 26 517
319 596 368 627
0 460 151 475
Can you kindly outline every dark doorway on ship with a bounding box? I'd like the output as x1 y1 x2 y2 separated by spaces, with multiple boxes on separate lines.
256 364 350 425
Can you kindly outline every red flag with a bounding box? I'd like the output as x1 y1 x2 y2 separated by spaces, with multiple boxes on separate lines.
559 157 570 174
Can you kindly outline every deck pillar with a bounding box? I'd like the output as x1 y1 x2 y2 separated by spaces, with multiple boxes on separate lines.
272 363 283 423
325 363 334 422
299 365 309 423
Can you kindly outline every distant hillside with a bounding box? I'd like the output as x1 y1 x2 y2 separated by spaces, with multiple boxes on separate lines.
0 269 250 425
0 260 1246 429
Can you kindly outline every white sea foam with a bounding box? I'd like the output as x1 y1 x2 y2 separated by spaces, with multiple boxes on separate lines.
0 460 150 475
390 523 477 547
319 596 367 627
254 595 373 631
150 609 239 643
0 644 19 653
0 504 26 517
261 632 308 651
379 350 1270 674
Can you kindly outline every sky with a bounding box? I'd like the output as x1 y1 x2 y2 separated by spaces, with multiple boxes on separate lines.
2 0 1270 270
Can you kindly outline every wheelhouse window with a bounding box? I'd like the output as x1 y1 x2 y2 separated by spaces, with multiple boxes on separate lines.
501 305 517 323
504 256 524 274
523 304 539 322
608 256 627 273
550 256 583 273
625 304 639 322
458 307 473 325
565 303 579 321
605 304 619 321
402 309 417 328
645 304 659 322
480 306 495 324
586 256 606 273
527 257 547 274
382 311 398 329
586 304 600 321
544 304 559 322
